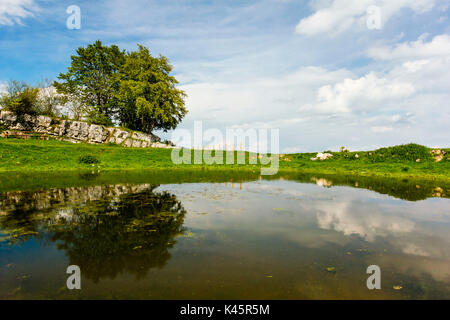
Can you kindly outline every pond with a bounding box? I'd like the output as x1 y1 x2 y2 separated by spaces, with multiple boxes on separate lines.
0 171 449 299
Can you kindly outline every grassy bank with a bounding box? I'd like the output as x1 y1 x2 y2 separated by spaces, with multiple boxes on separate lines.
0 138 449 182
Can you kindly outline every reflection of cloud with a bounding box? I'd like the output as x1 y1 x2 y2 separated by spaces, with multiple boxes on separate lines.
316 202 415 242
402 243 431 257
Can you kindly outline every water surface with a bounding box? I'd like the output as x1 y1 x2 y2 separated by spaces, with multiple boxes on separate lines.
0 172 449 299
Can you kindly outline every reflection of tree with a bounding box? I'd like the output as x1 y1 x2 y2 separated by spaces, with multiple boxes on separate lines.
275 173 449 201
0 185 186 282
0 191 49 243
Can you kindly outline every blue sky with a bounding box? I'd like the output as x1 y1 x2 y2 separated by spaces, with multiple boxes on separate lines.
1 0 450 152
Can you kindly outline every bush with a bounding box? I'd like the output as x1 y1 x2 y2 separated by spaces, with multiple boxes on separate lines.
370 144 432 163
0 123 8 133
0 81 40 120
78 155 100 165
87 111 113 127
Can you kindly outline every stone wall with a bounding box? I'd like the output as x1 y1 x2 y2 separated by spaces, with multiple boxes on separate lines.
0 111 174 149
0 184 155 217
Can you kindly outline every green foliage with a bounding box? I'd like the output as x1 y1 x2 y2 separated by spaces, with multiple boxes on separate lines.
0 81 40 120
78 155 100 165
54 41 187 132
0 123 8 133
0 185 186 281
370 144 432 163
0 139 449 187
116 45 187 133
86 110 113 126
54 40 126 124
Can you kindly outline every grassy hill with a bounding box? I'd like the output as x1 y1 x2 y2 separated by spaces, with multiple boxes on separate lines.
0 138 449 182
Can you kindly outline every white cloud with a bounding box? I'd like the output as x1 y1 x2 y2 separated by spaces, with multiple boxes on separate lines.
0 0 39 26
179 66 353 125
301 72 415 113
368 33 450 60
167 50 450 151
370 126 394 133
295 0 442 36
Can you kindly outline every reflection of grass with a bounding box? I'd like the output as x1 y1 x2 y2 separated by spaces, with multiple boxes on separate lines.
0 139 449 182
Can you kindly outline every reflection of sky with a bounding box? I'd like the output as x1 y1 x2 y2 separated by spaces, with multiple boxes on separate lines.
158 180 450 282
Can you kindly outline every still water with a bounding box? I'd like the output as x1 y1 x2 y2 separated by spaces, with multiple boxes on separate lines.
0 171 449 299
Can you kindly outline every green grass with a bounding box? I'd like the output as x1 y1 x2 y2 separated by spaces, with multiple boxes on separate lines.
0 138 449 183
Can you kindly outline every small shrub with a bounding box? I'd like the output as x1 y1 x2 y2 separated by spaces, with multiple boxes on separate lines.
0 81 40 120
0 123 8 133
87 111 113 127
78 155 100 165
370 144 432 163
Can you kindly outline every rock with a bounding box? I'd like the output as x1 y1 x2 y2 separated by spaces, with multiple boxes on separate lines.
10 123 27 131
132 131 153 144
87 124 109 144
431 149 446 162
431 149 442 155
33 115 52 132
112 129 130 145
311 152 333 161
122 139 133 148
0 111 17 123
67 121 90 141
59 120 70 136
432 187 444 197
132 139 142 148
151 142 175 149
0 113 168 149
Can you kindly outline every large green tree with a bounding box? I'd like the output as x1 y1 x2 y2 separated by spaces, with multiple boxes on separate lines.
54 40 126 125
116 45 187 133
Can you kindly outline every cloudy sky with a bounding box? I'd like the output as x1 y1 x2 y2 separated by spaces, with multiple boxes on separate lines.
1 0 449 152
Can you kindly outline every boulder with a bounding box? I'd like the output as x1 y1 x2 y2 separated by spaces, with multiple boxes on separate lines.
113 129 130 145
431 149 446 162
33 115 52 132
67 121 90 141
310 152 333 161
122 139 133 148
132 131 154 143
59 120 70 136
87 124 109 144
0 111 17 123
132 139 142 148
